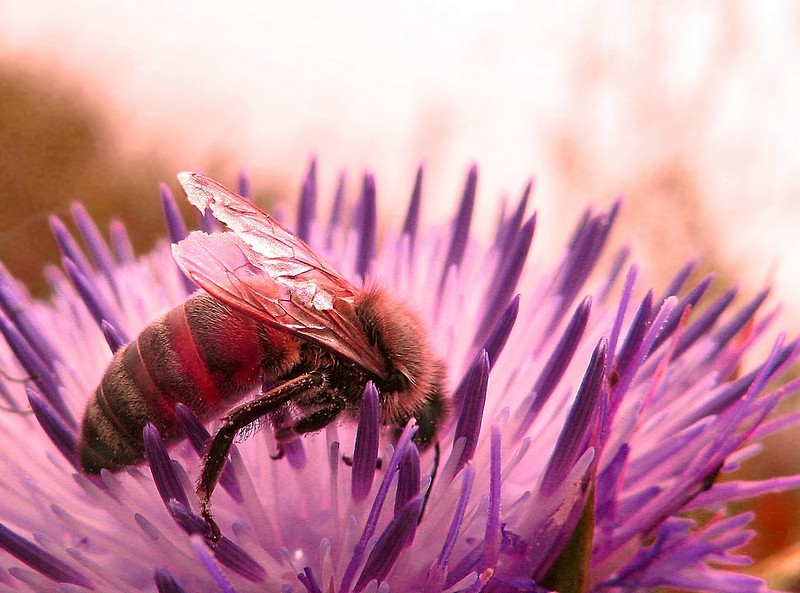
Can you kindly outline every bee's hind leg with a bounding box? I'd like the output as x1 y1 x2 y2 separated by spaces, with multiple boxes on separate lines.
198 372 324 542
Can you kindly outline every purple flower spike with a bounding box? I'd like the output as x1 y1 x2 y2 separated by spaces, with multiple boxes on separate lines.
27 387 79 470
297 158 317 242
540 339 607 497
452 351 491 473
62 257 129 344
402 163 424 251
438 164 477 300
0 523 92 589
237 169 253 201
352 382 380 501
143 423 189 508
155 567 189 593
355 172 377 280
394 442 421 514
1 163 798 592
353 496 423 592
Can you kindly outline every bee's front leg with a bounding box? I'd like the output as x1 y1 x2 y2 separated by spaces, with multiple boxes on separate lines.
198 372 324 542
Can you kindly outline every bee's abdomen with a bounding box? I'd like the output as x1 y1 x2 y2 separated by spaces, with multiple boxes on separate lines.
80 295 268 473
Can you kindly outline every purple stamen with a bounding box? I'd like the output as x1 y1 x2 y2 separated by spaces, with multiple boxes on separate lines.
353 496 423 592
671 286 738 360
648 274 713 355
282 437 307 470
100 319 125 353
452 351 490 474
143 423 189 508
325 172 346 249
70 203 120 301
711 288 769 353
657 260 697 304
540 340 607 497
154 567 189 593
613 290 653 381
109 219 135 265
598 245 631 305
298 566 322 593
352 383 380 502
514 297 591 440
27 388 79 470
548 203 618 331
237 169 253 201
0 523 92 588
425 467 475 593
401 164 424 252
482 427 502 571
160 183 196 296
339 422 417 593
62 257 129 344
191 538 237 593
169 502 266 582
477 295 520 370
438 164 478 299
0 265 59 370
355 173 377 281
49 216 94 280
606 266 637 370
0 315 72 425
175 404 243 503
494 180 532 254
474 214 535 346
296 158 317 242
394 442 420 515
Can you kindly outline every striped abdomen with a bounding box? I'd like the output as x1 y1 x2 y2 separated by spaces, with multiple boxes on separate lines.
80 292 299 473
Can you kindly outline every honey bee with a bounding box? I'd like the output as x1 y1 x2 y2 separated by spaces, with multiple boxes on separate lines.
80 173 448 541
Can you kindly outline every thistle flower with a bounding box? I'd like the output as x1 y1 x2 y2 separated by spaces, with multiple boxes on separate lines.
0 162 798 593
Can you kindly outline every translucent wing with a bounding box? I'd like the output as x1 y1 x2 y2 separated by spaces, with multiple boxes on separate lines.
173 172 387 377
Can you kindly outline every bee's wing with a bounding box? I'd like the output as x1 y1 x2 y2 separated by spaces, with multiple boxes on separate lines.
173 173 387 378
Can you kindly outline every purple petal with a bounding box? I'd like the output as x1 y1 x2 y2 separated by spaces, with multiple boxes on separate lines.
355 173 376 281
438 164 478 300
0 523 92 588
0 315 72 425
657 260 697 303
49 215 94 280
671 286 737 360
515 297 591 440
325 172 346 249
711 288 769 354
482 427 502 570
540 340 607 496
160 183 195 296
296 158 317 242
62 257 129 344
237 169 253 200
191 538 237 593
27 388 79 470
353 496 423 592
428 467 475 593
100 319 126 353
598 245 631 305
0 265 59 369
340 421 417 593
474 213 535 346
477 295 520 370
452 351 490 473
298 566 322 593
401 164 424 251
494 179 532 253
154 567 189 593
394 442 420 515
175 404 243 503
352 382 380 501
648 274 713 355
109 219 135 265
143 423 189 508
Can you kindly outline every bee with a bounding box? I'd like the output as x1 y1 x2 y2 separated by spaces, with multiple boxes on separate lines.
80 173 448 541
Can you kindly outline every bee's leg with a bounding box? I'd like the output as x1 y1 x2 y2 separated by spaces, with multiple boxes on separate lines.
198 372 324 542
292 400 346 434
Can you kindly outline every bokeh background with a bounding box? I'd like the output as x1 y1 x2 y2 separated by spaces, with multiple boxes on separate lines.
2 1 800 587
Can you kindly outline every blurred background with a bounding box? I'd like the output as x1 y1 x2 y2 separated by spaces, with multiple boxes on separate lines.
1 0 800 587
